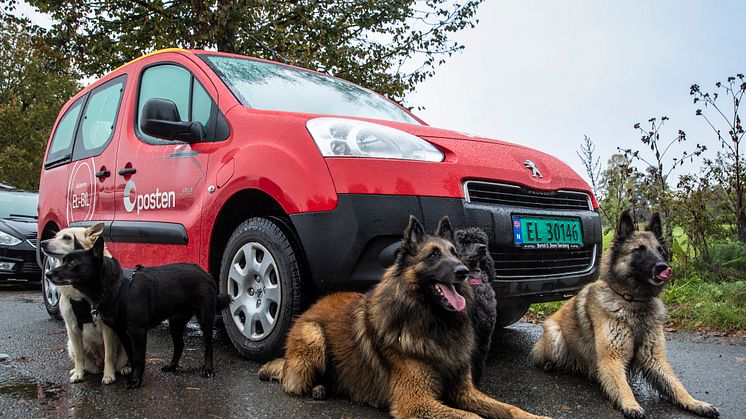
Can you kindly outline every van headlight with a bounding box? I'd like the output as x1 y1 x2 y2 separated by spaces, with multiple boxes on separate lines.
0 231 22 246
306 118 444 162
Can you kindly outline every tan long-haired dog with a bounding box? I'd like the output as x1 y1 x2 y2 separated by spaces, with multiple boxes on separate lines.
531 211 718 418
259 216 548 419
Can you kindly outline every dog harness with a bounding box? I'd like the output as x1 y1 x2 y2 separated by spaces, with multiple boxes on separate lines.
92 268 136 325
70 298 94 327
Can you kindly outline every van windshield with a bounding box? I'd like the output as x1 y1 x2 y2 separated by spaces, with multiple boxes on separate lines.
199 54 421 125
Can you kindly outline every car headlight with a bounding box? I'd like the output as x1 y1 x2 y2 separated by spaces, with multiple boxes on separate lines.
306 118 444 162
0 231 22 246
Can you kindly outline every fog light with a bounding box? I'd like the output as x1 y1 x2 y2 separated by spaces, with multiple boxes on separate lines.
0 262 15 271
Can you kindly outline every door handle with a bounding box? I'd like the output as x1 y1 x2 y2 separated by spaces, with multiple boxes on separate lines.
118 167 137 176
95 170 111 178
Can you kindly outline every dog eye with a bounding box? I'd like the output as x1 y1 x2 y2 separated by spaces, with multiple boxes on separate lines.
635 245 646 252
69 260 77 266
63 235 71 241
428 249 441 261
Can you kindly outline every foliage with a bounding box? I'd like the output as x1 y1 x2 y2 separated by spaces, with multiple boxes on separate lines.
619 116 706 253
577 135 605 212
691 75 746 241
20 0 484 103
598 154 644 230
0 13 80 190
668 173 726 266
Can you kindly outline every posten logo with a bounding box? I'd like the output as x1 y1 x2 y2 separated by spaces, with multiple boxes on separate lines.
123 180 176 214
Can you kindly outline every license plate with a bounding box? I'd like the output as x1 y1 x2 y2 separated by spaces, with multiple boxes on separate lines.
512 216 583 249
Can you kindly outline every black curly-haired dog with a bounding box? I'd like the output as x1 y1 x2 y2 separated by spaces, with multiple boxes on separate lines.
455 227 497 385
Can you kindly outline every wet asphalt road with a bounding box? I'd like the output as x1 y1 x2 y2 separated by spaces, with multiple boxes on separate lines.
0 283 744 419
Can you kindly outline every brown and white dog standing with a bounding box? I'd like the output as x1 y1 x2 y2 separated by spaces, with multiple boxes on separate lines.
41 223 129 384
531 211 718 418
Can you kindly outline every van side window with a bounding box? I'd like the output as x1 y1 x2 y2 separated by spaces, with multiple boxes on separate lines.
137 64 220 144
73 75 127 161
45 96 85 167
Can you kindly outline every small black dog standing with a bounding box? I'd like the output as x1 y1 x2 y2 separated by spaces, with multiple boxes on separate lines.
47 237 230 388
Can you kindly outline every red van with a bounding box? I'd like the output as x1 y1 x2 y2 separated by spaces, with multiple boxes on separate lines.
37 49 601 360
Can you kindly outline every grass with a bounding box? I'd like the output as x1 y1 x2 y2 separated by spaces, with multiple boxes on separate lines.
527 279 746 333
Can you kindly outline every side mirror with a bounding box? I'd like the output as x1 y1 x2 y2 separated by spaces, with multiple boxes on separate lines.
140 98 204 143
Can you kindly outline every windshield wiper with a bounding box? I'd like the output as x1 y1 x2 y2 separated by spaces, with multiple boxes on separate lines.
8 213 38 220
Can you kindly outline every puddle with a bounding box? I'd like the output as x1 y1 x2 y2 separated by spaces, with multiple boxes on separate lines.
0 365 65 408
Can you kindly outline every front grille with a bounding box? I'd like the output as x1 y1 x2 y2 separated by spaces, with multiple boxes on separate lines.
20 262 41 274
465 181 591 211
490 244 596 278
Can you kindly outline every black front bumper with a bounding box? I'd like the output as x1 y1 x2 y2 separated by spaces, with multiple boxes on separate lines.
1 241 42 281
290 194 602 303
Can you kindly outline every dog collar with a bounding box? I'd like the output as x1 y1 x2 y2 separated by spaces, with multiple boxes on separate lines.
607 284 650 303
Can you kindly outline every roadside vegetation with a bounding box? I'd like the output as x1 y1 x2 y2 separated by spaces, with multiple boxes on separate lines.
529 78 746 334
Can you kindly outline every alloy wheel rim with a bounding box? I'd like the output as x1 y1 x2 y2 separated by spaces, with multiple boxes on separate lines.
227 242 281 341
43 257 60 308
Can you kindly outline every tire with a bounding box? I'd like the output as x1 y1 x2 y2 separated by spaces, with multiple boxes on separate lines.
219 217 303 361
494 301 529 328
41 255 63 320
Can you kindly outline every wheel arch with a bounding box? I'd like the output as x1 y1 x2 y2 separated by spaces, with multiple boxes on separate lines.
207 188 308 282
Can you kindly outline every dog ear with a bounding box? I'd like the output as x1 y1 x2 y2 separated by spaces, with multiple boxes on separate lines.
73 237 84 250
645 212 663 240
91 234 104 262
401 215 426 254
435 216 455 242
85 222 105 238
615 209 635 241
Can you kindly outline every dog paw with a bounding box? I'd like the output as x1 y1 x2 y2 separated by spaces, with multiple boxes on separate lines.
541 361 556 372
69 371 85 383
126 378 141 389
119 366 132 376
161 363 178 373
101 375 116 385
200 367 214 378
684 401 719 418
311 385 327 400
620 405 645 419
69 368 76 375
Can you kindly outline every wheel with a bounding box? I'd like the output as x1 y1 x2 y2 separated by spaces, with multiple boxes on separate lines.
219 217 303 361
494 301 529 328
42 255 62 320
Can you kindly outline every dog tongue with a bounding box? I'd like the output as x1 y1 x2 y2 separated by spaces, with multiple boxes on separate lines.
438 283 466 312
656 267 672 281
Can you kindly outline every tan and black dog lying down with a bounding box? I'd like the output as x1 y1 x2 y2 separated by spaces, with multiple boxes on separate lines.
531 211 718 418
260 216 548 419
41 223 129 384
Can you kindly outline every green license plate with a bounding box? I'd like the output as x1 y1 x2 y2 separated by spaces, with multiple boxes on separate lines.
512 216 583 249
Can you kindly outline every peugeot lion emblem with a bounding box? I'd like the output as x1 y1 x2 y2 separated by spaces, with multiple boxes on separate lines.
524 159 543 178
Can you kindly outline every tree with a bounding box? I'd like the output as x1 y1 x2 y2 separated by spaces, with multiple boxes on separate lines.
618 116 705 250
0 13 80 190
20 0 484 102
577 135 607 220
599 153 644 231
691 75 746 241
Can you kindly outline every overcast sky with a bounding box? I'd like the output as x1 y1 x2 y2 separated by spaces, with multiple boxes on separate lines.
408 0 746 185
15 1 746 186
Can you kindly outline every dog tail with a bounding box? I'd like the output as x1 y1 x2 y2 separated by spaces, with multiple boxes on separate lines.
217 293 231 310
